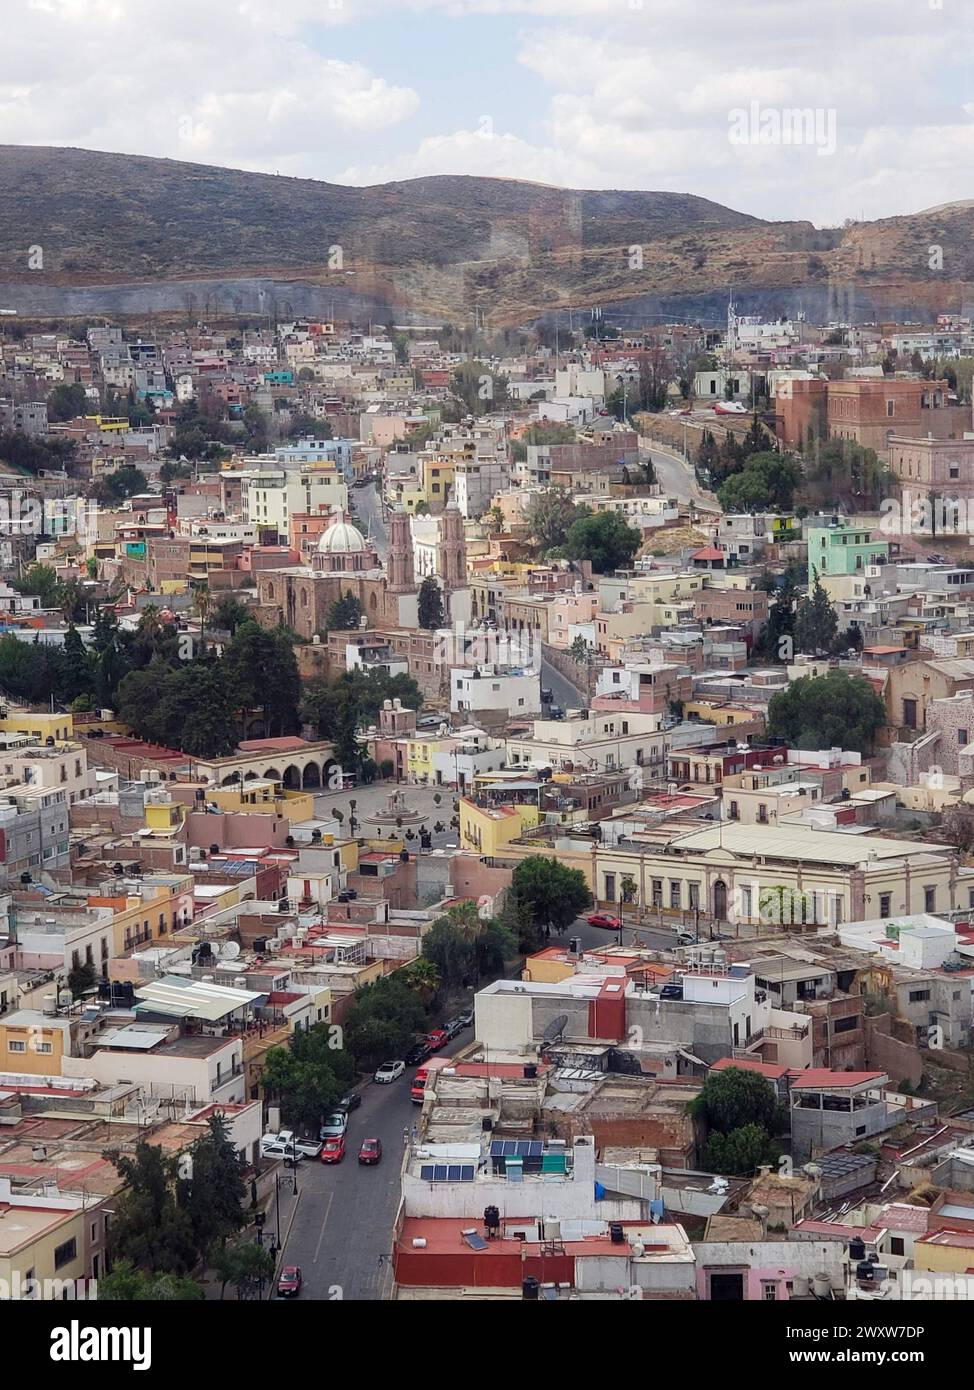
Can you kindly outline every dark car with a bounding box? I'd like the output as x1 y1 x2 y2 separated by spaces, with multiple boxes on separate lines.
336 1091 362 1112
358 1137 383 1166
404 1040 432 1066
277 1266 302 1298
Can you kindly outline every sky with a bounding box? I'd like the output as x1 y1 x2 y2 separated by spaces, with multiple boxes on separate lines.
4 0 974 226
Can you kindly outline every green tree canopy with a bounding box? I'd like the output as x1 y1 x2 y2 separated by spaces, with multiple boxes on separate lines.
511 856 592 935
418 575 446 630
563 511 641 573
766 668 886 753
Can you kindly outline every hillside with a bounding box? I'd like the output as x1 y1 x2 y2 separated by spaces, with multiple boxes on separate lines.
0 146 971 326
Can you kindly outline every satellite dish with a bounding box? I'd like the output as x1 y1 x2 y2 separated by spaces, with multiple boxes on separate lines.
221 941 241 961
542 1013 569 1045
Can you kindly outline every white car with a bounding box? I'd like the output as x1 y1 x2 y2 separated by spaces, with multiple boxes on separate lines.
318 1111 349 1140
373 1060 406 1084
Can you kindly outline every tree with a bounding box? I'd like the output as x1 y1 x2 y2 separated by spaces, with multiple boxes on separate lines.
766 669 886 753
324 590 365 633
525 489 586 551
57 624 95 705
47 382 88 422
449 361 509 417
95 465 148 502
793 572 839 655
67 962 97 999
693 1066 784 1135
717 451 800 513
512 857 592 935
260 1029 348 1134
213 594 250 636
211 1240 276 1300
177 1114 248 1258
703 1123 781 1176
497 887 541 955
104 1143 198 1275
422 918 478 988
343 975 428 1068
417 576 446 631
563 511 641 573
222 622 301 737
97 1262 204 1301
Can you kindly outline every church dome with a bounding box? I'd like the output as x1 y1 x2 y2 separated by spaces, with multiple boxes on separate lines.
318 516 366 555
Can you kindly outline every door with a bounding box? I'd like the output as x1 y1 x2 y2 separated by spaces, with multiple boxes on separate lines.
709 1271 745 1301
713 879 728 921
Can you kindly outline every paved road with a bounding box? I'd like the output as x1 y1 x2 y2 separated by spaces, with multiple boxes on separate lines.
274 1076 417 1302
564 913 677 954
541 657 586 713
641 440 718 511
350 481 388 556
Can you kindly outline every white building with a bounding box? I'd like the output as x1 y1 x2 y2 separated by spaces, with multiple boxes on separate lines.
451 666 542 719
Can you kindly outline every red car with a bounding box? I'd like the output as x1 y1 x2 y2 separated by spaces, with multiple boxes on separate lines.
587 912 623 930
320 1135 346 1163
358 1137 382 1166
426 1028 449 1051
277 1266 302 1298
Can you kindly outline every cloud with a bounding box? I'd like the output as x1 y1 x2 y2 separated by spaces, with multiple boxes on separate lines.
1 0 418 174
2 0 973 221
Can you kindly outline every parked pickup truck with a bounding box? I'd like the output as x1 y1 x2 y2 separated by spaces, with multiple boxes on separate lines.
261 1131 321 1160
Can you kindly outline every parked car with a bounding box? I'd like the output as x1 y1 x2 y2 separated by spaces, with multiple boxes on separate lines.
660 983 684 1000
548 705 564 720
441 1018 464 1041
260 1132 303 1161
404 1040 432 1066
587 912 623 930
277 1266 302 1298
426 1028 449 1051
358 1137 382 1165
457 1007 474 1029
336 1091 362 1113
676 932 697 946
320 1135 346 1163
374 1060 406 1083
319 1111 349 1140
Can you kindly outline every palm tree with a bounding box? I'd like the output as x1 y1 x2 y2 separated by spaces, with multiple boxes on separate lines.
402 958 440 1004
192 583 213 653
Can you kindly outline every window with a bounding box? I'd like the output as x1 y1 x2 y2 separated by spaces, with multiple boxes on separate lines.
889 1237 905 1257
54 1238 77 1270
758 804 768 824
669 881 681 910
879 893 891 917
8 1039 26 1052
834 1016 858 1034
908 989 931 1003
924 886 936 913
729 800 739 820
762 1282 777 1301
604 873 616 901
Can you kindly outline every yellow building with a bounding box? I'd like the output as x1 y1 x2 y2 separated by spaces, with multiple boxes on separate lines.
418 454 456 506
211 780 315 823
0 711 73 744
459 798 539 855
0 1205 87 1294
0 1011 70 1075
914 1230 974 1275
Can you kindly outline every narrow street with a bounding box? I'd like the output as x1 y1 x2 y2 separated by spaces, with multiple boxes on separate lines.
270 1076 417 1303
